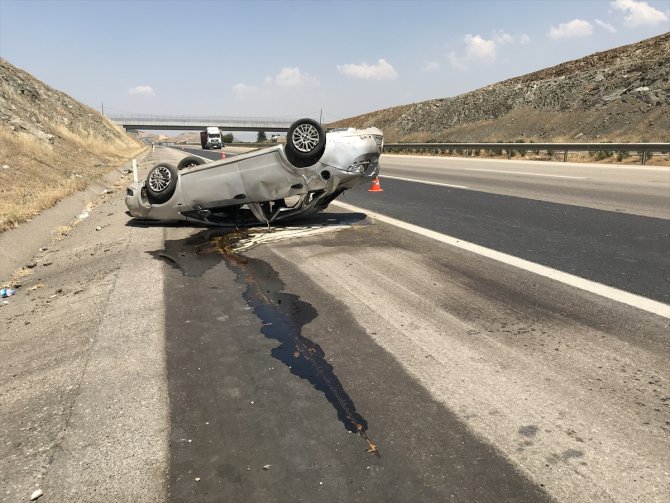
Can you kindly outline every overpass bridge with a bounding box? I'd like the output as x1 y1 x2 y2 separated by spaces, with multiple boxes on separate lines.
108 115 307 132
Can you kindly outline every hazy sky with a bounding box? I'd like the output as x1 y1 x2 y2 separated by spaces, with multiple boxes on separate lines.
1 0 668 123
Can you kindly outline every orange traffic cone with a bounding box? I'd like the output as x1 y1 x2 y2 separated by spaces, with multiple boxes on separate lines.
221 149 226 160
368 177 384 192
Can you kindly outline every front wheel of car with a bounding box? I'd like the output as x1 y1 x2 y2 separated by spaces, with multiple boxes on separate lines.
285 118 326 168
146 163 178 204
177 155 206 170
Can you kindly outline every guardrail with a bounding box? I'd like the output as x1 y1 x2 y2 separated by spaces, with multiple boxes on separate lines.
383 142 670 165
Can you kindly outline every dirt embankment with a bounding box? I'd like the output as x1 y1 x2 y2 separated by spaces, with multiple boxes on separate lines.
0 58 145 232
330 33 670 143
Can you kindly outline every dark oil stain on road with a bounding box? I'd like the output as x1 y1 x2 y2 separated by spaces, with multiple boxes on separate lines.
155 228 380 456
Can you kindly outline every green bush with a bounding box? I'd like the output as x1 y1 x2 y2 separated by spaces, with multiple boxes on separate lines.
592 150 613 161
515 139 527 157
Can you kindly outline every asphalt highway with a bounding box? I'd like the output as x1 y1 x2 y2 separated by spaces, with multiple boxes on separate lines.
378 154 670 219
340 175 669 303
157 149 669 502
3 148 667 502
182 148 670 303
161 223 555 502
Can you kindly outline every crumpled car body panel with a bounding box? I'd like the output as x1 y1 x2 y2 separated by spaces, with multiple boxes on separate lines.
125 127 382 226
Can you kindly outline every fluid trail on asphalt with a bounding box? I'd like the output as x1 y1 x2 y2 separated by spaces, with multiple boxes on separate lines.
157 228 381 456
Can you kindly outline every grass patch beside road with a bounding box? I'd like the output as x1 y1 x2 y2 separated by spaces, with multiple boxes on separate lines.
0 128 145 232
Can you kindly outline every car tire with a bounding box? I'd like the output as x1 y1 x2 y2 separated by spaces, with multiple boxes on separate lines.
145 163 178 204
177 155 206 171
285 118 326 168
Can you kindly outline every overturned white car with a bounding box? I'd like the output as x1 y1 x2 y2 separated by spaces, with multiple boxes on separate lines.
125 119 383 226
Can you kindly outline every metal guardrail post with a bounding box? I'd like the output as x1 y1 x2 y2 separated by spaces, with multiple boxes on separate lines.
564 150 568 162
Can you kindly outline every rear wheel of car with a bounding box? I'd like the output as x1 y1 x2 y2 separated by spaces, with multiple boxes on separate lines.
177 155 206 170
285 118 326 168
146 163 178 204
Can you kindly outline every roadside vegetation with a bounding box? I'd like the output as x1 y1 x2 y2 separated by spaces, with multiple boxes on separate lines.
0 125 144 232
1 58 145 233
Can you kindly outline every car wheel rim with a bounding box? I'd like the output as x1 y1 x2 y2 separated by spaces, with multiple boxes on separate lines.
149 166 172 192
292 124 320 153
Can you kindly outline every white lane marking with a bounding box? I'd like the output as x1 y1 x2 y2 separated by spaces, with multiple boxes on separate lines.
463 168 587 179
332 201 670 319
380 174 469 189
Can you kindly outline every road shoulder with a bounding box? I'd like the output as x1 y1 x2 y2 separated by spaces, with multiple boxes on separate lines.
0 148 187 502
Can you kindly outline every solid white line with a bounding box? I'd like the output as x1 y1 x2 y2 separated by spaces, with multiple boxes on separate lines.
380 174 469 189
332 201 670 319
463 168 587 179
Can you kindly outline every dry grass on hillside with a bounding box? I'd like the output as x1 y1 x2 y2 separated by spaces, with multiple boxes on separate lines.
0 128 145 231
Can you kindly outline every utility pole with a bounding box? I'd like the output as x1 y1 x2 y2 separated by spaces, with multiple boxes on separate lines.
101 102 104 115
319 108 322 124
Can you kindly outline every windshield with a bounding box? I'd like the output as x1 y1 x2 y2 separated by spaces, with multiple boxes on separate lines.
208 134 220 139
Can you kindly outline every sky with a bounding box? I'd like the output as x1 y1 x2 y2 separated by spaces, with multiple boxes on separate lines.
0 0 668 125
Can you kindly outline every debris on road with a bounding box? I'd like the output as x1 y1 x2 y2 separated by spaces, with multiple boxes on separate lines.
1 287 16 298
30 489 43 500
203 225 353 256
49 288 63 299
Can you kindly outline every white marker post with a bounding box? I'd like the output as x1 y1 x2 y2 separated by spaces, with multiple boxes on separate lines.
132 159 138 183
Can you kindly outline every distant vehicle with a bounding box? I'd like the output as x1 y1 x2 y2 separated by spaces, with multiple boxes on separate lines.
125 118 383 226
200 127 223 150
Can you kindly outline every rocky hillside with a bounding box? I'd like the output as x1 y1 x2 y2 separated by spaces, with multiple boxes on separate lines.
0 58 143 230
330 33 669 143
